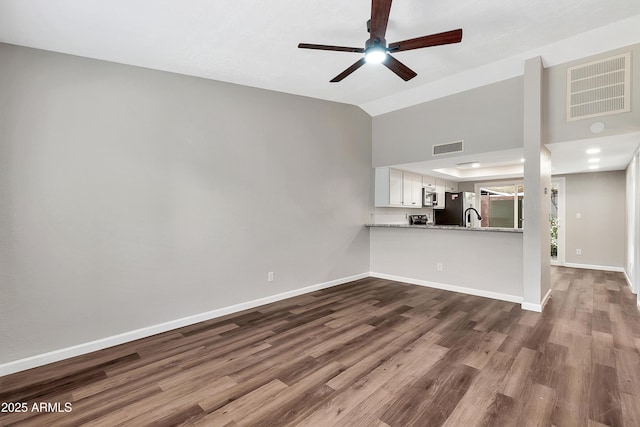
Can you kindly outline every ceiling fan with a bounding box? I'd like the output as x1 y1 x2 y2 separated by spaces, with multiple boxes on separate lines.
298 0 462 82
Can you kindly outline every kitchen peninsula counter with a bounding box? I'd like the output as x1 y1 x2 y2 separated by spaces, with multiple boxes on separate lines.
368 223 524 304
366 224 523 233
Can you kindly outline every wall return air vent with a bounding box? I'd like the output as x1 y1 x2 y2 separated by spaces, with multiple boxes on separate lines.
433 140 464 156
566 52 631 121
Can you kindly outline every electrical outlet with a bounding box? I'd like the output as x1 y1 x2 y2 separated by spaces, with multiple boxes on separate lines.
436 262 443 272
268 272 274 282
576 249 582 255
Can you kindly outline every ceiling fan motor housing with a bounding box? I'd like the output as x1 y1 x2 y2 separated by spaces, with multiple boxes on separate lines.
365 38 387 49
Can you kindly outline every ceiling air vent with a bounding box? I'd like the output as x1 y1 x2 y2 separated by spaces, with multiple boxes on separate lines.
566 52 631 121
433 140 464 156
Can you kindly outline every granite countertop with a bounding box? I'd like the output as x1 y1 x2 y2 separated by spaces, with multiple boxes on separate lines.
365 223 523 233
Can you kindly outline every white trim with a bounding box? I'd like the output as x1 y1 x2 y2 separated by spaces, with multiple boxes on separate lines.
637 300 640 313
369 272 524 304
0 272 369 377
625 271 636 294
563 262 625 272
521 303 540 311
521 288 553 312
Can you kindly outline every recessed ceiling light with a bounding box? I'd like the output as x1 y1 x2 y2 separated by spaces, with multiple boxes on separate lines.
588 165 600 170
455 161 480 169
586 148 601 154
588 158 600 163
520 158 525 163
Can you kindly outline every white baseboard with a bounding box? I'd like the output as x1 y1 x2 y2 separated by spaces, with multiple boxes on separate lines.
0 272 369 377
520 302 539 312
369 272 524 304
542 288 552 310
624 271 636 294
563 262 625 273
521 288 552 313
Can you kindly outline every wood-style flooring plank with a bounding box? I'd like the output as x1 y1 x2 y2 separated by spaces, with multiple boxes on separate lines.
325 326 440 391
189 379 289 426
502 346 537 398
589 363 623 426
621 392 640 426
515 382 557 426
380 361 478 426
530 341 568 389
442 351 514 426
550 364 590 426
479 392 518 426
298 333 447 426
331 387 395 427
615 348 640 396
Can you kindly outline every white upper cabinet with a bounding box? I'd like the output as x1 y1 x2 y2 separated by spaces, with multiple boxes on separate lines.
422 175 436 192
445 180 459 193
402 172 422 208
434 178 446 209
375 167 458 209
389 168 403 206
433 178 459 209
375 167 404 207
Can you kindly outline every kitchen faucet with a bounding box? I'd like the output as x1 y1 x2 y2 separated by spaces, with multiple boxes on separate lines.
464 207 482 227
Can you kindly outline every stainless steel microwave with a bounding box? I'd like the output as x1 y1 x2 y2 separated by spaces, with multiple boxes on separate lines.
423 189 437 207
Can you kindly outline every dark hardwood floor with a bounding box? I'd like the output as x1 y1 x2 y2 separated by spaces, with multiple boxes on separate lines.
2 267 640 426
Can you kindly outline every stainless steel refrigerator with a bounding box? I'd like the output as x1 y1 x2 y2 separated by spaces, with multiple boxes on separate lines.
434 192 481 227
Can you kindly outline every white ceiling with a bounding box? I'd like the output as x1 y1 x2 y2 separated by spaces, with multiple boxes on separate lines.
396 149 527 182
1 0 639 177
547 132 640 175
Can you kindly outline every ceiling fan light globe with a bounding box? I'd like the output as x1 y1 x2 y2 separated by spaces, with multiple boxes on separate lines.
365 48 386 64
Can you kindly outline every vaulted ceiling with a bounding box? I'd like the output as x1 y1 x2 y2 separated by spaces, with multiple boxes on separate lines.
1 0 639 116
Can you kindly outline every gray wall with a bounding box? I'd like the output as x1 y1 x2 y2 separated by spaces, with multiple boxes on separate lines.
557 171 626 268
372 77 524 167
0 43 372 364
544 43 640 144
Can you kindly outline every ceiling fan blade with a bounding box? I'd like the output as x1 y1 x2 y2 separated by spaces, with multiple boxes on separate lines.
298 43 365 53
370 0 392 42
330 58 367 82
382 55 417 81
389 29 463 52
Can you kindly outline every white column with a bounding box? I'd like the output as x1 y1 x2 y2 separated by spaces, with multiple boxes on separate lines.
522 56 552 311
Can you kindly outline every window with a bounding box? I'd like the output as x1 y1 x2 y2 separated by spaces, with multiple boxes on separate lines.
475 182 524 229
